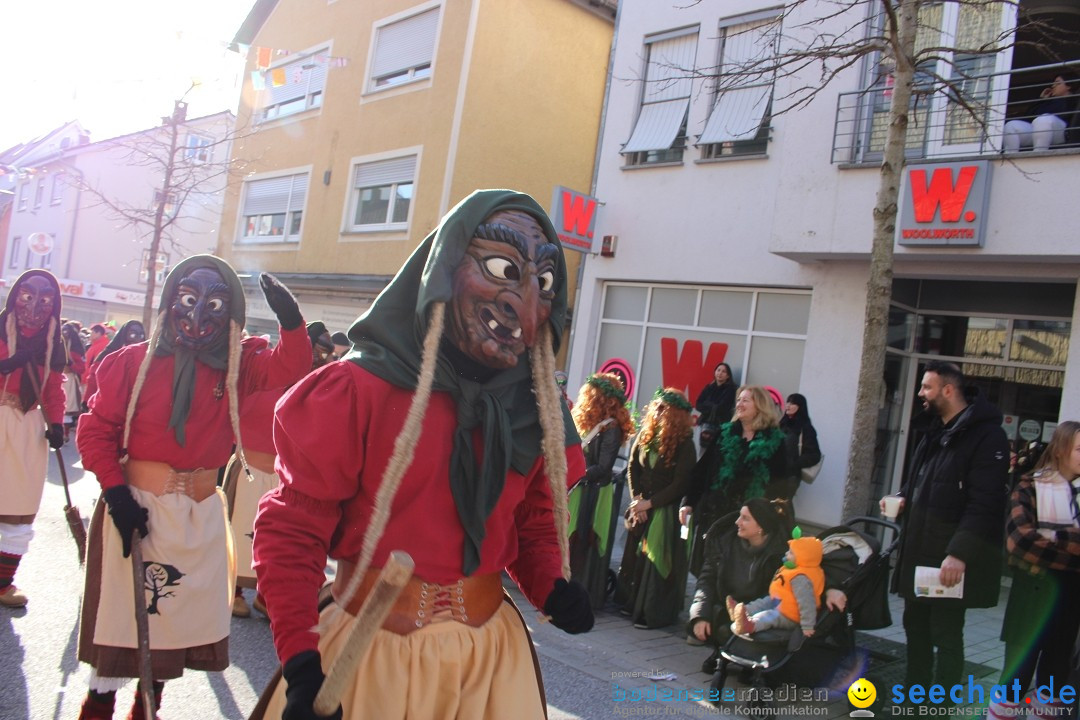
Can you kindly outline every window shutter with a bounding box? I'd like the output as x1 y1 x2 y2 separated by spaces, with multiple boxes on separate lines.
371 7 440 79
353 156 417 188
623 31 697 153
243 173 309 215
623 99 689 153
266 52 329 106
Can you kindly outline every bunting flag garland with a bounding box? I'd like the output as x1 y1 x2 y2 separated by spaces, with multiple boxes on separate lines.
246 49 351 92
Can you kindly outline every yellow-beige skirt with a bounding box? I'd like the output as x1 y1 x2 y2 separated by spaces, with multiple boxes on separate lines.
253 597 547 720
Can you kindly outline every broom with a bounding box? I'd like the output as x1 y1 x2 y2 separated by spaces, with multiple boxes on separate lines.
25 362 87 563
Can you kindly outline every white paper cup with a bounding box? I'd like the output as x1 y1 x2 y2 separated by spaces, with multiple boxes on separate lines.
882 495 901 519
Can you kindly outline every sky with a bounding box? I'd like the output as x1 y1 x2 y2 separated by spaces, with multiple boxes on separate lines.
2 0 255 152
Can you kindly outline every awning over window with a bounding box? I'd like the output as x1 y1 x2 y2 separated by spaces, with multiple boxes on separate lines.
699 85 770 144
622 98 689 153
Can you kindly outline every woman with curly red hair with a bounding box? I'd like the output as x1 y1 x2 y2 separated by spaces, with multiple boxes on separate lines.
616 388 696 629
569 373 636 609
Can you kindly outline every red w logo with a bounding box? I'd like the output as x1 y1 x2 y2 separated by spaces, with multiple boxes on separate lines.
560 191 597 238
909 166 977 223
660 338 729 403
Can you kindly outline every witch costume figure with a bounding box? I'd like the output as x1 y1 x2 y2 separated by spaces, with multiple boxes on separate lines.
74 255 311 720
251 189 591 720
0 269 67 608
616 388 696 630
83 320 147 401
568 372 635 610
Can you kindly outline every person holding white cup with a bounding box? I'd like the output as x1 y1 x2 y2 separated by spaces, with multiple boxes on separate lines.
879 494 904 519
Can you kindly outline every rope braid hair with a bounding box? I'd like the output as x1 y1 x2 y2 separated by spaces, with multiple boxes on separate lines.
225 320 251 478
2 315 15 396
529 324 570 580
323 302 447 630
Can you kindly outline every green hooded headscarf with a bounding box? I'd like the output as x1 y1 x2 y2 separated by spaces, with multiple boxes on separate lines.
348 189 578 575
153 254 246 446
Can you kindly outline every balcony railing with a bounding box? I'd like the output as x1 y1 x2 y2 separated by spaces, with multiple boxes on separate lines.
832 60 1080 164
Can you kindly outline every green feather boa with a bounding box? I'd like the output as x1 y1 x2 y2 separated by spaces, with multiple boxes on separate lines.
711 422 784 498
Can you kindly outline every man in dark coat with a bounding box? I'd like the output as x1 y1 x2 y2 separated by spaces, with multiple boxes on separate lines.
883 360 1009 693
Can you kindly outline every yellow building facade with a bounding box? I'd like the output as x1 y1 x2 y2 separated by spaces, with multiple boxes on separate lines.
218 0 614 340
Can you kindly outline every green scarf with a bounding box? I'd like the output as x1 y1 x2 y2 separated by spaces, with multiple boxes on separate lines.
711 421 785 499
152 255 246 446
348 189 578 576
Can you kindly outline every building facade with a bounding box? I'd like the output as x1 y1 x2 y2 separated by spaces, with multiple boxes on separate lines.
3 112 234 326
567 0 1080 526
217 0 615 339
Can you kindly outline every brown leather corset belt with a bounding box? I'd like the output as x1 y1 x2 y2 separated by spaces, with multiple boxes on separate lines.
332 558 504 636
124 460 219 502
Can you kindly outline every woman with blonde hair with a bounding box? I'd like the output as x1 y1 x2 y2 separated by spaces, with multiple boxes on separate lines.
681 386 795 578
989 421 1080 719
616 388 696 629
569 373 636 609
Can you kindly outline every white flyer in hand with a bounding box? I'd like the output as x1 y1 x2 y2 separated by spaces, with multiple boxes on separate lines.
914 565 964 599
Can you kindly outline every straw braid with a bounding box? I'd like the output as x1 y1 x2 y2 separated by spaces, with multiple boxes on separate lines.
323 302 447 631
225 320 250 478
121 311 166 462
41 317 55 403
530 325 570 580
2 315 15 396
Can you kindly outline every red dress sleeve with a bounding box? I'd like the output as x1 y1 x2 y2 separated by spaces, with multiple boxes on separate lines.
76 349 137 490
238 325 311 394
254 364 362 663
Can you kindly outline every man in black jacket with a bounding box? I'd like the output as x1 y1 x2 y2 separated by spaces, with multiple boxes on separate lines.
882 360 1009 693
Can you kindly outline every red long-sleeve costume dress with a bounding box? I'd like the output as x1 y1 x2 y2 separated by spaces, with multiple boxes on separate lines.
76 326 310 679
253 361 585 716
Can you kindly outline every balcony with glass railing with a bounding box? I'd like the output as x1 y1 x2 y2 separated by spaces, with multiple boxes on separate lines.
832 60 1080 165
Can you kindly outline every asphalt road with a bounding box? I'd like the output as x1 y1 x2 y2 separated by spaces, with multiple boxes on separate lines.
1 450 715 719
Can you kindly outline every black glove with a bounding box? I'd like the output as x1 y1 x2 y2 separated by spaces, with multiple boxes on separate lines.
102 485 149 559
260 272 303 331
544 578 594 634
0 348 33 374
283 650 342 720
45 423 65 450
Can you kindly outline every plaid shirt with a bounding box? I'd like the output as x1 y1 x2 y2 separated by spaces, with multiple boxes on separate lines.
1006 476 1080 574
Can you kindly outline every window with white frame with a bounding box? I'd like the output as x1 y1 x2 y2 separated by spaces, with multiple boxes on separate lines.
24 243 52 270
153 189 178 220
239 172 308 243
9 237 21 268
622 27 699 166
259 48 329 121
17 181 29 211
184 134 213 162
33 179 45 208
348 155 416 231
699 11 781 159
368 6 439 91
50 172 65 204
139 250 169 284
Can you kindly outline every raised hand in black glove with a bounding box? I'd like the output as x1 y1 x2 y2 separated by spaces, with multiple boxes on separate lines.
45 423 65 450
102 485 149 558
283 650 343 720
544 578 594 634
260 272 303 331
0 348 33 374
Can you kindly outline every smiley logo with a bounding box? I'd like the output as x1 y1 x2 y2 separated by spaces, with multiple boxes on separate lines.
848 678 877 709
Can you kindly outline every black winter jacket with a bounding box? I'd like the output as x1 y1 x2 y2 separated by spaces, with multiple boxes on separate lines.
891 388 1010 608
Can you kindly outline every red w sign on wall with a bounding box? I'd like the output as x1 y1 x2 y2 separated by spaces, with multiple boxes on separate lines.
897 160 990 247
551 185 600 254
660 338 729 405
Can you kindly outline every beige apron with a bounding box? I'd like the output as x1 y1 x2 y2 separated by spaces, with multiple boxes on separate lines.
63 371 82 414
228 464 278 585
93 485 235 650
0 404 48 518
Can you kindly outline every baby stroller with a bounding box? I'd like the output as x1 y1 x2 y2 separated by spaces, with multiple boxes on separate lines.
710 517 900 714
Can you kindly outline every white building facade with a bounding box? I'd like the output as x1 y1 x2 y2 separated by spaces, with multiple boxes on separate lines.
567 0 1080 527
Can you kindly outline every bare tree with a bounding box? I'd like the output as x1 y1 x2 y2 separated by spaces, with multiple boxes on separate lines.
70 96 251 328
646 0 1072 517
